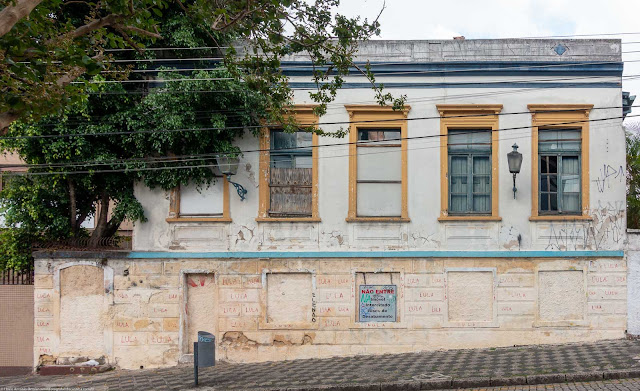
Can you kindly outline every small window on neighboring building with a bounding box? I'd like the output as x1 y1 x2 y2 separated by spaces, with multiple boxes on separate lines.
356 128 402 217
447 130 492 215
538 129 582 214
179 180 225 217
269 130 313 217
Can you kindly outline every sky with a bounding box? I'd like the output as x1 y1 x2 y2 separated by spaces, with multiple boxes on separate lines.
335 0 640 123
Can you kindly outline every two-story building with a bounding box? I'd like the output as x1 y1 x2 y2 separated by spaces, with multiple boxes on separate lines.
33 39 628 369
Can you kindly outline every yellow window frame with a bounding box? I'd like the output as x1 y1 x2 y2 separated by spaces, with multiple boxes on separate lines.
345 105 411 223
167 177 231 222
528 104 593 221
257 105 320 222
437 104 503 222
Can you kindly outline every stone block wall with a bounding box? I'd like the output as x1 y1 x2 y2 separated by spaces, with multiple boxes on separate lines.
34 256 627 370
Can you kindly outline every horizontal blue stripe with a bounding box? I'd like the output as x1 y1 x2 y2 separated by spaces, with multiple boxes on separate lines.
127 250 624 259
281 61 624 77
288 82 620 89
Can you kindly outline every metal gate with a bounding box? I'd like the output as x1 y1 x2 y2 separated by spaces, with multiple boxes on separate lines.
0 269 34 376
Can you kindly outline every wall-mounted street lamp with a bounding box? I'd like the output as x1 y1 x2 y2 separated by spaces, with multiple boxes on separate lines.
507 143 523 199
215 154 248 201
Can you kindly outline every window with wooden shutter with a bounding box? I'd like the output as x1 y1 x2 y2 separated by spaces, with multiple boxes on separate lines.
269 131 313 217
257 105 320 222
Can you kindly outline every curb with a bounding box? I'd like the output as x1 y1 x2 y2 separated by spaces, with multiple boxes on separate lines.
253 369 640 391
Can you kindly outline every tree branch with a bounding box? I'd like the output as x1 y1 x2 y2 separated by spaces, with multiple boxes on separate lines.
0 0 43 38
116 24 162 40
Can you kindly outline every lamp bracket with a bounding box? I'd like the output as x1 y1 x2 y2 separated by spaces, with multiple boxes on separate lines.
227 175 247 201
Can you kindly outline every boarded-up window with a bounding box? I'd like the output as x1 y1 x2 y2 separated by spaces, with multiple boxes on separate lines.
356 129 401 216
269 131 313 217
180 180 224 217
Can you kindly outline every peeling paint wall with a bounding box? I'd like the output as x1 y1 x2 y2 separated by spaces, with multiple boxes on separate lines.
132 88 626 254
34 256 628 369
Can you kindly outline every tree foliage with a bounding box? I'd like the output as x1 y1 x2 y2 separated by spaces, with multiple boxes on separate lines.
0 0 401 270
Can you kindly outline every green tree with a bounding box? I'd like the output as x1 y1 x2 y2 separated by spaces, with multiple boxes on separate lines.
0 1 403 270
1 0 403 131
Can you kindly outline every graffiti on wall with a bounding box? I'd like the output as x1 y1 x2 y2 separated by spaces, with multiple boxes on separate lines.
593 164 625 193
545 201 625 251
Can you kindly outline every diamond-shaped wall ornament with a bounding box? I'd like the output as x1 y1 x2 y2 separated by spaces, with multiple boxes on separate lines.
554 44 567 55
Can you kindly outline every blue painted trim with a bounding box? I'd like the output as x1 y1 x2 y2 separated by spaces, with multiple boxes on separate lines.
280 61 624 77
288 82 620 89
127 250 624 259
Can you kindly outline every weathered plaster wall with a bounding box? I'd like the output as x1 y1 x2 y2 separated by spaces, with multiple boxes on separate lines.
627 230 640 336
34 256 627 369
59 265 105 358
132 84 626 253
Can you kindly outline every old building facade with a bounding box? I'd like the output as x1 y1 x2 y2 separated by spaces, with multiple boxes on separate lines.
34 39 628 369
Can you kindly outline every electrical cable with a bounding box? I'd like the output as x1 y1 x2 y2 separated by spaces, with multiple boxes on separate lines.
1 113 634 175
2 104 636 142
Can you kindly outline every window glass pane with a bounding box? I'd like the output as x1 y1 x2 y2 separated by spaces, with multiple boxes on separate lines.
180 180 224 216
541 175 549 191
357 182 401 216
294 155 312 169
357 147 401 181
271 131 312 169
540 194 549 211
563 194 580 212
473 175 490 193
539 129 581 151
450 156 468 175
448 130 491 152
550 193 558 211
271 155 293 168
450 175 467 194
562 156 580 175
450 195 467 213
562 175 580 193
473 195 491 213
548 156 558 173
549 176 557 192
473 156 490 175
358 128 401 144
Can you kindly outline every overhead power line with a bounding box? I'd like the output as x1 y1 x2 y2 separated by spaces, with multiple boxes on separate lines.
1 104 634 142
1 112 633 175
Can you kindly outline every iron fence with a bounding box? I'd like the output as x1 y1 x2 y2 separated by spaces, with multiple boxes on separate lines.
0 269 34 285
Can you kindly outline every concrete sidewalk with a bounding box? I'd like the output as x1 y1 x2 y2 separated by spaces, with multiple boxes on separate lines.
3 339 640 390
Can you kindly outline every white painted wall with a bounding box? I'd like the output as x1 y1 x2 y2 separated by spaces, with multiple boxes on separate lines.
132 42 626 254
628 230 640 336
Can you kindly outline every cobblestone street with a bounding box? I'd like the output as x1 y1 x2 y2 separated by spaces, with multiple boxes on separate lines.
2 340 640 390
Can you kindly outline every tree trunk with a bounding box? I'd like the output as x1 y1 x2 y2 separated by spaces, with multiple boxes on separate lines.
68 178 78 234
88 192 109 247
0 112 20 135
0 0 43 38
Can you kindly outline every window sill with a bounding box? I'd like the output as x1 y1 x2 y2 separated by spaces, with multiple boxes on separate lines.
529 215 592 221
255 217 321 223
166 217 232 223
438 215 502 222
346 217 410 223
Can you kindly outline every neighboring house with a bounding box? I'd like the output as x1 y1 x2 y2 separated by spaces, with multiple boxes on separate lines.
33 39 628 370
